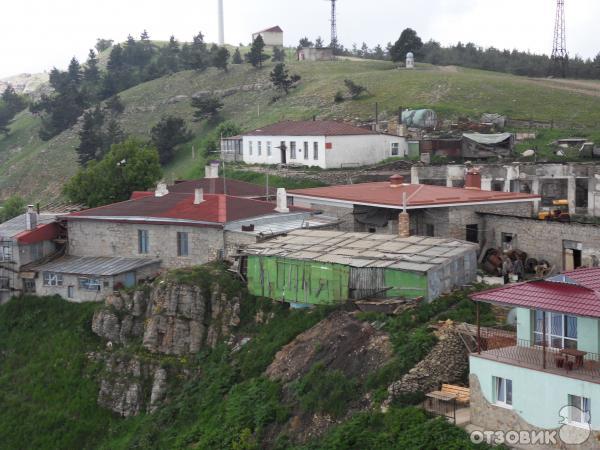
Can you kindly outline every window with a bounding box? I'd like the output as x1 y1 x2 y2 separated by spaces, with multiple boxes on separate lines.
304 142 309 160
534 311 577 349
23 279 36 293
501 233 515 252
67 286 74 298
391 142 400 156
290 142 297 159
177 232 189 256
568 395 591 425
426 224 435 237
79 277 101 291
494 377 512 407
0 277 9 290
0 241 12 262
43 272 63 286
249 141 253 156
313 142 319 160
31 242 44 261
267 141 272 156
138 230 149 254
466 224 479 243
258 141 262 156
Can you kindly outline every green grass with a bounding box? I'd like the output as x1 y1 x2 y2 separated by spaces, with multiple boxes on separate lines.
3 56 600 202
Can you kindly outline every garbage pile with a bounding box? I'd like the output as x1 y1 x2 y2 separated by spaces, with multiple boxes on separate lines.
482 248 551 281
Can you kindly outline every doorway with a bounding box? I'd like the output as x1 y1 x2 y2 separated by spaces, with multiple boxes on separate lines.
280 141 287 164
563 240 583 271
466 224 479 243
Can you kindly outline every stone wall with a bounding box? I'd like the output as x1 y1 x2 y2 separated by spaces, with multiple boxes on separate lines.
68 220 224 269
481 213 600 270
470 374 600 449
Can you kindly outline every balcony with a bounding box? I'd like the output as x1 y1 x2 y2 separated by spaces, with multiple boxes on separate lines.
473 333 600 384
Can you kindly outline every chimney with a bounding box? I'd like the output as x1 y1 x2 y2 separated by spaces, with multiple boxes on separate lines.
25 205 38 231
155 182 169 197
398 192 410 238
205 162 220 179
389 174 404 187
465 168 482 190
275 188 289 213
218 0 225 45
194 188 204 204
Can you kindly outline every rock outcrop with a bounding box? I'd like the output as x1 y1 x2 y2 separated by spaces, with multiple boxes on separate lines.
385 327 469 403
92 276 241 416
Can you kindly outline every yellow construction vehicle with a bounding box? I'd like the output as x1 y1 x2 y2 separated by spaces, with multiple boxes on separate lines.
538 199 570 222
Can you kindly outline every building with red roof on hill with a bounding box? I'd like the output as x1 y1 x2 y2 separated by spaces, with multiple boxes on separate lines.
28 183 338 302
469 267 600 439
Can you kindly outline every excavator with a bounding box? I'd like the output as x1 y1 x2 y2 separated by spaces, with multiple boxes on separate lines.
538 199 570 222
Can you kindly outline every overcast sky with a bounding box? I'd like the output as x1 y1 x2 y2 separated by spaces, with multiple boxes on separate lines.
1 0 598 79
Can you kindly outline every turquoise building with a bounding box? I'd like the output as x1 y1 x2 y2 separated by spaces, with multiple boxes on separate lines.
470 268 600 447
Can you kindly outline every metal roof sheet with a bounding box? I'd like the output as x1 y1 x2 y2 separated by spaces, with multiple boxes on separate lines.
31 256 161 276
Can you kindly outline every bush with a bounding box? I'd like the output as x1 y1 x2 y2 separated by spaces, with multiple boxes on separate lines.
333 91 345 103
293 363 358 418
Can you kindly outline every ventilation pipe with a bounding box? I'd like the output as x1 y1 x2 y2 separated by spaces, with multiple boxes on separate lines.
275 188 289 213
194 188 204 205
389 174 404 187
25 205 38 231
398 192 410 238
155 182 169 197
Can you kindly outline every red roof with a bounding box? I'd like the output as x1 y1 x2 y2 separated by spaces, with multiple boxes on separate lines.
168 178 275 198
557 267 600 291
290 182 540 209
471 280 600 318
67 193 305 226
243 120 378 137
15 222 61 245
255 26 283 34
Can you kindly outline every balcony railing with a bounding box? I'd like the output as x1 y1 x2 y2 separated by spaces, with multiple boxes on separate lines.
474 333 600 380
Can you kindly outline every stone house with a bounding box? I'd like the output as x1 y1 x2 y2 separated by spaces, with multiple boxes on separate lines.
0 207 62 303
230 120 408 169
288 174 540 244
470 268 600 449
252 26 283 47
297 47 335 61
31 184 337 302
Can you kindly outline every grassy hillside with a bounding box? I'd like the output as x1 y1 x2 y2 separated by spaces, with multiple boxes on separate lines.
2 57 600 202
0 287 493 449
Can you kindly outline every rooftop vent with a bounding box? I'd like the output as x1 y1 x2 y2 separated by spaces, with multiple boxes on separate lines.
389 174 404 187
194 188 204 205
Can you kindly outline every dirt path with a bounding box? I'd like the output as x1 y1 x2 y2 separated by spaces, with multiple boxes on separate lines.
524 77 600 98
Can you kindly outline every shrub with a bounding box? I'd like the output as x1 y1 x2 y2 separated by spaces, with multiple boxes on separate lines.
333 91 345 103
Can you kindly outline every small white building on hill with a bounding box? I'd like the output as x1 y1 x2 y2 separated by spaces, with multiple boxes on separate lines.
252 26 284 47
234 120 407 169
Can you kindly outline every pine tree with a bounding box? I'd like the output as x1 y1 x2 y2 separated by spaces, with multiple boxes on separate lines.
232 48 243 64
189 32 209 71
270 63 301 94
191 96 224 121
271 47 285 62
105 95 125 115
103 118 125 151
213 46 230 72
298 37 313 49
159 35 180 73
77 106 105 165
67 57 83 86
95 38 114 53
315 37 324 49
247 35 267 68
83 49 101 85
1 84 25 113
150 116 192 164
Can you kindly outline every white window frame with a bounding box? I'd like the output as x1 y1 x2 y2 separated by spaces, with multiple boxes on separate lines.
568 394 591 427
313 142 319 160
391 142 400 156
258 141 262 156
43 272 63 287
493 376 513 408
290 142 296 159
534 311 577 349
303 142 309 160
177 231 189 257
78 277 101 291
267 141 272 156
0 241 12 262
248 140 253 156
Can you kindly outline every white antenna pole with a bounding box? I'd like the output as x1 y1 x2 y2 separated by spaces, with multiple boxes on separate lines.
218 0 225 46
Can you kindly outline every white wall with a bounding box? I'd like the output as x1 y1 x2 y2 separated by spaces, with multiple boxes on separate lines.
242 134 407 169
253 31 283 47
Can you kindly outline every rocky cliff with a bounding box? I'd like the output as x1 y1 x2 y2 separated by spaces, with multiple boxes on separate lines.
91 273 242 416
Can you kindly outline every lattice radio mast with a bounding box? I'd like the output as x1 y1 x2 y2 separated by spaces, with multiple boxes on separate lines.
551 0 568 77
328 0 338 49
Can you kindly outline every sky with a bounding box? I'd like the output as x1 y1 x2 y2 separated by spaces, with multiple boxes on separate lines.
1 0 599 79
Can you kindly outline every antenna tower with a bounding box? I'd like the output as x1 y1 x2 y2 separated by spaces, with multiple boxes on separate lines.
551 0 568 77
330 0 337 49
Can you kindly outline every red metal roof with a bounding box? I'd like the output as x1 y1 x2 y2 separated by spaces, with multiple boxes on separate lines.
243 120 378 137
471 281 600 318
168 178 275 198
255 26 283 33
67 193 305 226
559 267 600 291
290 181 540 209
15 222 61 245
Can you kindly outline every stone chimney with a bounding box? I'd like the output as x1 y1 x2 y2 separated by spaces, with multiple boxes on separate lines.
389 174 404 187
398 192 410 238
194 188 204 205
275 188 289 213
155 182 169 197
25 205 38 231
465 168 482 190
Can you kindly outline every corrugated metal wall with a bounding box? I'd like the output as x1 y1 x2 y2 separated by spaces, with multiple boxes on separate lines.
349 267 386 299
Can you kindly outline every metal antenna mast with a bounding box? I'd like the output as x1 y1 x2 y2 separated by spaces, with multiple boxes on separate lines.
551 0 568 77
330 0 337 48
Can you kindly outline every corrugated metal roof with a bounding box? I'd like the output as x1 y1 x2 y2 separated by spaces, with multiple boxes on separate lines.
30 256 161 276
244 230 476 272
0 214 57 240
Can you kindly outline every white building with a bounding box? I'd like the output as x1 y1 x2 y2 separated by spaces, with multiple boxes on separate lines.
297 47 334 61
406 52 415 69
252 26 284 47
236 120 408 169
